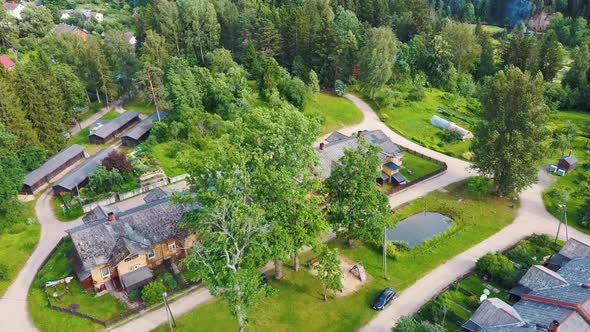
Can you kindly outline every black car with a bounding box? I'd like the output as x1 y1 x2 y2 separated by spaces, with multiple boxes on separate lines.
372 287 396 310
259 272 268 287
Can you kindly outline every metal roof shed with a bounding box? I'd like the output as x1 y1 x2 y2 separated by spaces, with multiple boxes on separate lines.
88 110 140 145
52 147 115 196
121 111 167 147
21 144 86 194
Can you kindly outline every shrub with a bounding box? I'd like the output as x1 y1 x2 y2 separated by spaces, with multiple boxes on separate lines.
128 288 142 301
475 252 517 287
529 234 552 248
465 296 481 310
141 280 166 305
0 263 9 280
159 272 178 290
578 195 590 228
407 85 425 101
547 187 571 204
335 80 347 96
102 150 133 174
437 130 462 144
466 177 492 198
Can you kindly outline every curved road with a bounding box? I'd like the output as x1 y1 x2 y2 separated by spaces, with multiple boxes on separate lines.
0 93 588 332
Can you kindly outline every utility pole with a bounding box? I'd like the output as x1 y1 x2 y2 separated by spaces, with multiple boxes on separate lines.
383 226 389 281
555 204 570 243
163 292 176 331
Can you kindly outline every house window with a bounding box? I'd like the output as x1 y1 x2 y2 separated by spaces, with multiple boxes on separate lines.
148 249 156 259
168 242 176 251
101 267 110 278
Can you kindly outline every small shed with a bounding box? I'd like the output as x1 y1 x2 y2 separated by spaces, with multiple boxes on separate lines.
121 111 167 147
52 147 115 196
88 110 140 145
391 172 408 186
21 144 86 195
558 153 577 172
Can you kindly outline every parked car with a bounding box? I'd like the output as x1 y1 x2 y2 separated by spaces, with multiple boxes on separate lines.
372 287 396 310
260 272 268 287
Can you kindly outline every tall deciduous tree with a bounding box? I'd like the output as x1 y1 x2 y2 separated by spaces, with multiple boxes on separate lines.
182 149 270 332
18 5 54 38
0 124 24 228
539 30 565 81
314 246 343 301
325 138 391 246
359 27 398 98
441 21 481 73
0 70 38 148
471 67 548 196
501 24 540 74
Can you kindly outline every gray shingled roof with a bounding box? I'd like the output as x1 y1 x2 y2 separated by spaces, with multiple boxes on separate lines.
23 144 85 187
325 131 349 143
556 257 590 284
143 187 172 203
558 238 590 260
53 147 115 191
316 130 402 178
121 111 167 141
120 266 153 291
518 265 568 291
467 298 524 329
67 198 193 271
82 205 120 224
53 23 81 33
90 110 139 139
512 300 573 327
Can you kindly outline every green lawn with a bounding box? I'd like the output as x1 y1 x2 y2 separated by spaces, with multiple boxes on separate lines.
360 88 477 160
123 98 156 115
305 93 363 134
542 109 590 234
400 152 445 182
152 180 517 332
50 196 84 222
0 201 40 297
151 141 193 177
28 238 128 332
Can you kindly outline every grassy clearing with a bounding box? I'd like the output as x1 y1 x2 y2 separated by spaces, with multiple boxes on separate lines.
400 152 445 182
28 238 128 332
123 98 156 115
357 87 477 160
305 93 363 134
50 196 84 222
152 180 516 332
542 110 590 234
0 201 40 297
151 141 193 177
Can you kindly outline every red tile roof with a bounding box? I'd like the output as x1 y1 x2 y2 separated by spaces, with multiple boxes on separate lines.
0 55 15 70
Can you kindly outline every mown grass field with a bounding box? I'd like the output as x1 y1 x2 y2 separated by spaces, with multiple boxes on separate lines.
0 201 40 297
153 180 516 332
28 238 128 332
400 152 445 182
151 141 195 177
305 93 363 134
358 88 478 160
542 110 590 234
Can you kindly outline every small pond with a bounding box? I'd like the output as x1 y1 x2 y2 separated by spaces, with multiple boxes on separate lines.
386 212 454 248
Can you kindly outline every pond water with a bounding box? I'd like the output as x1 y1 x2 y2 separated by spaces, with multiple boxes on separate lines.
386 212 454 248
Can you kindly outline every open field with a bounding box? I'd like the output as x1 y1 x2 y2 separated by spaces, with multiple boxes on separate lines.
153 180 516 332
305 93 363 134
356 87 477 160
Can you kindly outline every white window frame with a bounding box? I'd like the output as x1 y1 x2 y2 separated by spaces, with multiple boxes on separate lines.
148 249 156 259
101 267 110 278
168 242 176 251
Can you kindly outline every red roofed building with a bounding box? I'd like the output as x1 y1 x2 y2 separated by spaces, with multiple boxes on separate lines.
0 55 15 70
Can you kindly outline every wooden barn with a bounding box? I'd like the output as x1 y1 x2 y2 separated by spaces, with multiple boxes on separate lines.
21 144 86 195
88 110 140 145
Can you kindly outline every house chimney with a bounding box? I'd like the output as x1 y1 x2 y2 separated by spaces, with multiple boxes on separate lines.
357 130 363 137
569 150 572 157
581 283 590 289
107 212 115 222
549 320 560 332
319 142 325 150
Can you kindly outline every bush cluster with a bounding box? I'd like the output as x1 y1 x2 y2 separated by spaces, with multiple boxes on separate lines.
475 252 517 288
